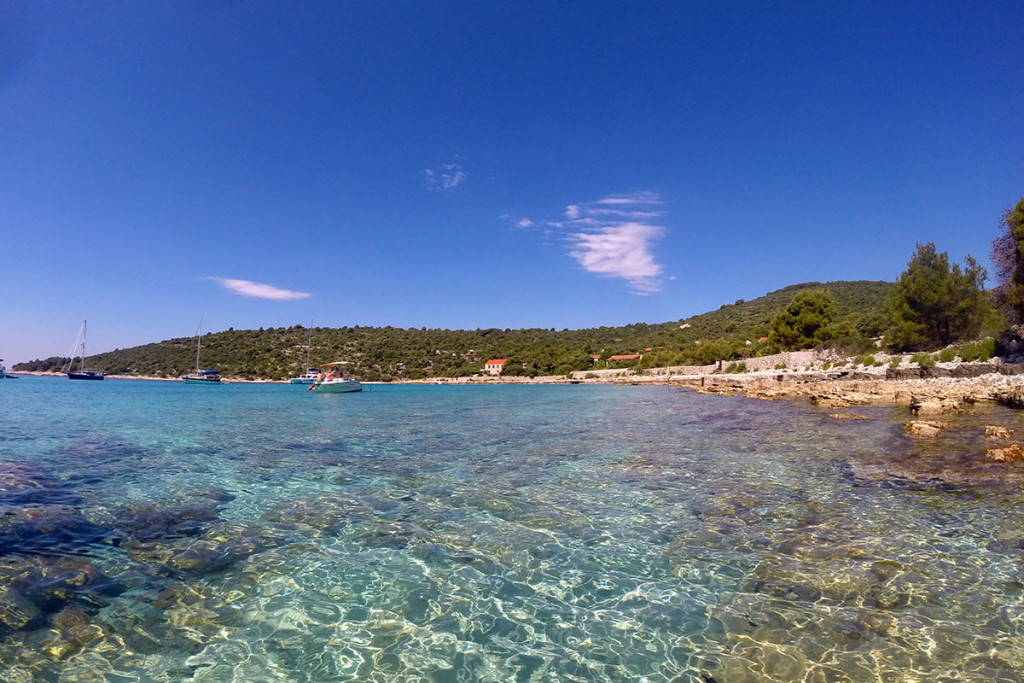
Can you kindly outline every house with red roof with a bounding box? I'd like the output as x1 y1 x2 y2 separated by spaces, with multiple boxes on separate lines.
484 359 508 375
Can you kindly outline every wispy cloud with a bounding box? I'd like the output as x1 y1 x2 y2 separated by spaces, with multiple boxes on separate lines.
424 162 467 191
559 192 667 294
209 277 312 300
499 214 537 230
596 191 662 206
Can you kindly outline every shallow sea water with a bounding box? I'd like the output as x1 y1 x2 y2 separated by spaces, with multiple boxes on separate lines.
1 378 1023 682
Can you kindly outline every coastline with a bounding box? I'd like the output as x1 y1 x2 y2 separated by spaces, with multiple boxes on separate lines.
16 364 1024 412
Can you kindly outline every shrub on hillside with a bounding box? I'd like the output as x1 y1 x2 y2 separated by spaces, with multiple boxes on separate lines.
769 289 838 351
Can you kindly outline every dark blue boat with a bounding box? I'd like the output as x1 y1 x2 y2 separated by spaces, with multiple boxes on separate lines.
65 321 105 380
67 370 105 380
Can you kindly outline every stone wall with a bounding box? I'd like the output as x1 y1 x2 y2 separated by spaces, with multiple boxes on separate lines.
571 350 829 380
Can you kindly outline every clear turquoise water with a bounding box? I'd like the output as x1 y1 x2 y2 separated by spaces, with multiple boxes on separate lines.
1 378 1023 682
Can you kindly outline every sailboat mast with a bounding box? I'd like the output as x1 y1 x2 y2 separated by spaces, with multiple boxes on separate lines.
81 320 87 372
305 318 313 368
195 317 203 373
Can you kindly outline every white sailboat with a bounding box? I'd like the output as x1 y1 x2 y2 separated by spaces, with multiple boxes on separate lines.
289 321 319 384
181 317 223 384
64 320 105 380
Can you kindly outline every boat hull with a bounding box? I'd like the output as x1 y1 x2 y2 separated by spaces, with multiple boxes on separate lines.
68 372 105 380
311 379 362 393
182 376 223 384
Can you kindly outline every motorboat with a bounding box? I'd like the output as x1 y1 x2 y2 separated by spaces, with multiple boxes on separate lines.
308 362 362 393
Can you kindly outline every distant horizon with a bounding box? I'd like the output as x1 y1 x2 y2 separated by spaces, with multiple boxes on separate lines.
3 3 1020 366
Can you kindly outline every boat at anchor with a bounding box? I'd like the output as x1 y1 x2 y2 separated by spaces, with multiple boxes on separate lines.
64 321 105 380
308 362 362 393
181 318 224 384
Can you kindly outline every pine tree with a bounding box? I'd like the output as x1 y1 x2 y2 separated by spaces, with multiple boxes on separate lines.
990 197 1024 323
885 243 997 350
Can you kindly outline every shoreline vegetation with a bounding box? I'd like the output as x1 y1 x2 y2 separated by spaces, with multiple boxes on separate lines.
16 352 1024 409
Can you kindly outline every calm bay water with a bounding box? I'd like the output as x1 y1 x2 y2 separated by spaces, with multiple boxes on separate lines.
1 377 1023 681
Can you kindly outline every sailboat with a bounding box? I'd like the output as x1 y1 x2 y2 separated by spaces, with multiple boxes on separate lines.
0 359 16 379
64 321 105 380
181 318 223 384
288 321 319 384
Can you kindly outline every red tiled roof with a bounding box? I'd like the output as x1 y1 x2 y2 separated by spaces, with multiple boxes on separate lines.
608 354 641 360
485 359 508 365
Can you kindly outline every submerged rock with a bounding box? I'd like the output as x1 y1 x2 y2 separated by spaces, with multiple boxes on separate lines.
986 444 1024 463
262 492 373 532
0 461 74 506
0 555 122 636
904 421 953 437
126 522 284 576
985 425 1015 439
115 498 224 544
910 397 967 416
0 504 115 556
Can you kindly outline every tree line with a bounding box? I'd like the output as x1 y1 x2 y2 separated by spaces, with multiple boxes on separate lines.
768 197 1024 354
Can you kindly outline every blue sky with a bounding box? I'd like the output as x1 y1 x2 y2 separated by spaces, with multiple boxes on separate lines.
1 1 1022 365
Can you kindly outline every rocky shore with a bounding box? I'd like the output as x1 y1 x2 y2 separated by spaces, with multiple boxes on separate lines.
634 363 1024 411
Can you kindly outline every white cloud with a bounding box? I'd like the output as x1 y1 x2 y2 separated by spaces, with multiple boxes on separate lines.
597 191 662 206
568 222 664 294
560 192 667 294
517 218 534 228
425 163 467 191
210 278 311 300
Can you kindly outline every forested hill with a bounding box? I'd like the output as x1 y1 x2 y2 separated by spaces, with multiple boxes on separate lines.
16 280 891 381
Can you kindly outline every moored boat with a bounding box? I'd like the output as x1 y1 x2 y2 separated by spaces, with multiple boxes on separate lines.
67 370 104 380
182 369 223 384
288 322 319 384
289 368 321 385
64 321 106 380
308 362 362 393
181 317 224 384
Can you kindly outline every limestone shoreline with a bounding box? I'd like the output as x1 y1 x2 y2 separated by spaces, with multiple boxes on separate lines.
608 365 1024 410
16 364 1024 411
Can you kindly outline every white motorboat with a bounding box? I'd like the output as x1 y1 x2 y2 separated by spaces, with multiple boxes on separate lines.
308 362 362 393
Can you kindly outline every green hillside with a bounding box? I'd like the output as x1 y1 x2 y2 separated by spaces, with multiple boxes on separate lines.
15 280 891 380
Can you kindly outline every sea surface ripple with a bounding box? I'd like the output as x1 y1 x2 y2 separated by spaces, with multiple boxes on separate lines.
1 378 1022 681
